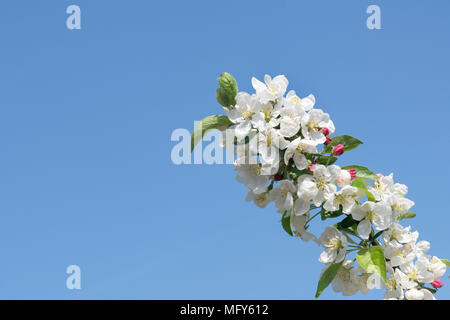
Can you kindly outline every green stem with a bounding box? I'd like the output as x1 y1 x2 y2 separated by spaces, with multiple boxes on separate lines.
305 211 321 225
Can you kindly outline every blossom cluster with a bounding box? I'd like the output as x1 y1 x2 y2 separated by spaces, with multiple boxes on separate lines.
191 73 448 299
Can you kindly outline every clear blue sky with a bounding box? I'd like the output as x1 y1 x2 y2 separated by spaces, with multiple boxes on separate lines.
0 0 449 299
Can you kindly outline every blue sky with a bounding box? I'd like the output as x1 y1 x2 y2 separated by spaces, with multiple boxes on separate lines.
0 0 449 299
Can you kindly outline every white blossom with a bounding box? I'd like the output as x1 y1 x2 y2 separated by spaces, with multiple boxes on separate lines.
225 92 264 140
284 138 318 170
270 180 296 213
300 109 335 144
318 226 348 264
331 260 361 296
284 90 315 112
297 164 340 207
245 190 271 208
405 288 435 300
252 74 288 104
383 267 405 300
234 161 270 195
335 169 352 188
293 214 319 244
382 223 418 246
323 185 362 214
350 201 392 239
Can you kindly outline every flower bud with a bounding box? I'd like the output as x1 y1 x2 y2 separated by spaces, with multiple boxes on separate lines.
336 170 351 187
348 169 357 180
322 127 330 136
432 280 443 289
324 137 332 146
274 173 282 181
216 72 238 108
332 144 345 156
308 162 317 174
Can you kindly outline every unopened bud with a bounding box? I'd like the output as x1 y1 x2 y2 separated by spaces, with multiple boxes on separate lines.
432 280 443 289
332 144 345 156
308 162 317 174
348 169 357 180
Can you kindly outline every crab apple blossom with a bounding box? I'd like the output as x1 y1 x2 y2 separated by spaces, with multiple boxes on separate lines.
331 260 362 296
284 91 315 112
246 190 271 208
398 260 434 288
225 92 264 140
300 109 335 144
297 164 340 207
234 161 270 195
384 241 417 267
252 74 288 104
190 72 448 300
382 223 418 245
270 180 296 214
427 256 447 279
405 288 435 300
292 214 319 244
319 226 348 264
335 169 352 187
350 201 392 239
279 104 304 138
384 267 406 300
284 138 318 170
323 185 362 214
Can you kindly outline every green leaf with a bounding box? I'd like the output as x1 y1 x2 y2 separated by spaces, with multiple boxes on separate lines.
341 165 378 180
441 259 450 267
336 215 358 229
315 155 338 165
315 261 344 298
287 167 309 180
351 178 376 202
373 230 384 240
334 215 358 236
321 208 344 220
422 287 437 294
397 211 416 221
356 246 387 282
216 72 238 107
324 135 363 153
281 211 293 236
190 115 233 152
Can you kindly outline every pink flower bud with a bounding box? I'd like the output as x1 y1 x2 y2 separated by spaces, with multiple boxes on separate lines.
308 162 317 174
348 169 357 180
332 144 345 156
274 173 282 181
432 280 443 289
324 137 332 146
376 173 384 179
322 128 330 136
